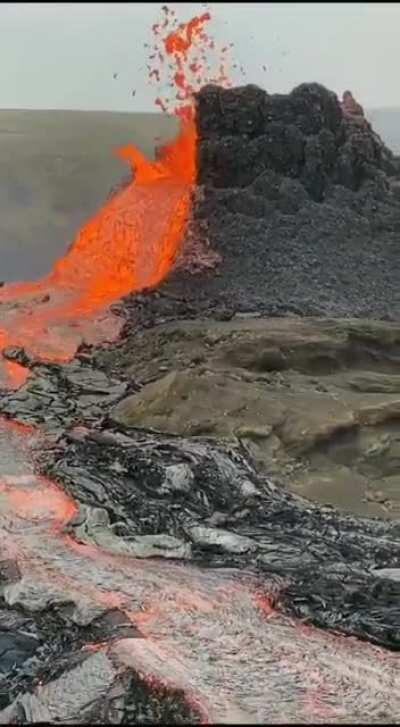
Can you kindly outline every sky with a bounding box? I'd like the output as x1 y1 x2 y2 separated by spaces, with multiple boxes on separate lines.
0 2 399 112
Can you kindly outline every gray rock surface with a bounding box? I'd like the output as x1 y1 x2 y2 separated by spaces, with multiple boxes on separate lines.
160 82 400 321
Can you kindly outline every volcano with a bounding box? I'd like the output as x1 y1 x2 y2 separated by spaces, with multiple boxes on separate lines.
1 6 400 725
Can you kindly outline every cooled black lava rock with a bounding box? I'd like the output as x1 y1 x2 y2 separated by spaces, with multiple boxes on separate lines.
115 672 201 724
161 81 400 321
40 425 400 651
195 82 397 196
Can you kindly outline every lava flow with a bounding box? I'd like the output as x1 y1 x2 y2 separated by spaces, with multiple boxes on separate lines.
2 417 400 723
0 6 232 389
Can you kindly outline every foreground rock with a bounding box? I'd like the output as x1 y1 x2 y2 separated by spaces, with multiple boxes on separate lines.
0 639 203 724
41 421 400 650
102 313 400 519
1 413 400 723
6 313 400 519
4 315 400 651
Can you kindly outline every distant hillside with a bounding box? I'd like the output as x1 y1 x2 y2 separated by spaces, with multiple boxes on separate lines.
0 110 178 281
367 108 400 153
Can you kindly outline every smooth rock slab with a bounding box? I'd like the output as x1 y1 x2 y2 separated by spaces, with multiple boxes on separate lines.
0 650 118 724
186 525 257 554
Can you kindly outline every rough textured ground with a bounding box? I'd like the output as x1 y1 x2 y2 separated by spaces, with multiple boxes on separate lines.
3 312 400 646
101 314 400 518
2 83 400 722
162 83 400 321
1 366 400 722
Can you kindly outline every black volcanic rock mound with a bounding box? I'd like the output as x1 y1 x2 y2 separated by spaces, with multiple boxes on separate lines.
166 82 400 321
196 82 398 197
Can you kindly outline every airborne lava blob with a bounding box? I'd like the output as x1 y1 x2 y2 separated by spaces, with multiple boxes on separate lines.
0 7 231 389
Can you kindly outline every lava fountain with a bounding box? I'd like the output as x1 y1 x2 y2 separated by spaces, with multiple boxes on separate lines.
0 6 232 389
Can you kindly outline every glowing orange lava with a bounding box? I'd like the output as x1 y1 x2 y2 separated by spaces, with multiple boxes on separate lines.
0 7 231 390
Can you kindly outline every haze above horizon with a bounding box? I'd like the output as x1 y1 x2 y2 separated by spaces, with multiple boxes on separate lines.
0 2 399 113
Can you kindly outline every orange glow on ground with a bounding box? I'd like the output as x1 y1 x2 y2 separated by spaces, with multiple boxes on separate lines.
3 360 29 388
253 590 277 619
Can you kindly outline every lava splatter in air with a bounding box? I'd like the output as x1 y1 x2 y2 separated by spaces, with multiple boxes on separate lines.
0 6 231 389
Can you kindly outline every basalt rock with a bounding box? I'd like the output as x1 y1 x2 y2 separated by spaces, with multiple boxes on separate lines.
41 424 400 651
195 81 398 197
160 82 400 321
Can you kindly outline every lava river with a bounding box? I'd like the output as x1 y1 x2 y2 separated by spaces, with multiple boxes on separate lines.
0 7 399 724
1 421 400 723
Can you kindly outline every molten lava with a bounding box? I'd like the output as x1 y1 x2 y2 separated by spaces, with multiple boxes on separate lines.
0 7 231 389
